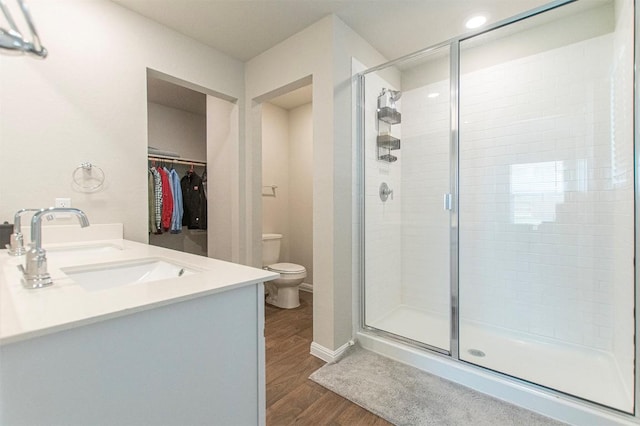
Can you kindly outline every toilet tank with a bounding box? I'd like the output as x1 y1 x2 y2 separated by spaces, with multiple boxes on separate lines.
262 234 282 266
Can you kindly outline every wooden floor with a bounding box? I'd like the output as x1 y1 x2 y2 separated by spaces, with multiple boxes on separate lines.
265 291 392 426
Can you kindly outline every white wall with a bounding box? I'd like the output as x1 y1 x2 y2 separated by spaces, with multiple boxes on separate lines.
332 18 390 350
246 15 387 351
0 0 243 244
288 103 314 284
147 102 206 161
207 95 239 262
262 102 291 261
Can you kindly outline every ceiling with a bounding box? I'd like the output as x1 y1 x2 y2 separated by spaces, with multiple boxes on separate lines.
148 75 312 114
112 0 553 63
269 85 313 110
136 0 596 113
147 77 206 115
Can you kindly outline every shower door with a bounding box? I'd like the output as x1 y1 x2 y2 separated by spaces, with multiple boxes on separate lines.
362 46 452 352
457 0 635 413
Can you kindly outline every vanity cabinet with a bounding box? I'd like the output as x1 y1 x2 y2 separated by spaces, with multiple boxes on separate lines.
0 236 276 426
0 283 265 425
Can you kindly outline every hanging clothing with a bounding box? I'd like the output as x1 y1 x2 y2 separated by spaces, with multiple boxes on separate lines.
158 167 174 231
181 171 207 230
148 169 157 234
150 167 162 232
202 167 208 198
163 166 176 232
169 168 184 233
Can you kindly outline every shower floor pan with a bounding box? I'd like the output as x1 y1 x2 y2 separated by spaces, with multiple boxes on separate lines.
369 305 632 412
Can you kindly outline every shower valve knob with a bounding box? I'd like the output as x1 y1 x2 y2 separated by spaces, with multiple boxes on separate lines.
380 182 393 202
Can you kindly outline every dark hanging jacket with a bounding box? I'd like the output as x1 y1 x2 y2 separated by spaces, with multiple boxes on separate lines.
181 171 207 230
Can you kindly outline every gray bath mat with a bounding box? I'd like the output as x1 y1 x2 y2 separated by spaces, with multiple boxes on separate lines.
309 345 565 425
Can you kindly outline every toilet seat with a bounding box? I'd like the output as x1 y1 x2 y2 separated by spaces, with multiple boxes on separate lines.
266 262 306 274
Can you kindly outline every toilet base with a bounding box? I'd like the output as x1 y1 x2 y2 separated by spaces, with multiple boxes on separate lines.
265 282 300 309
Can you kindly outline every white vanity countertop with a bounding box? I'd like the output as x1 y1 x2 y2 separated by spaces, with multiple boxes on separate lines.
0 239 278 345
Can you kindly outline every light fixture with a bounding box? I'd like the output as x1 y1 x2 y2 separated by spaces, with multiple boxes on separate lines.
465 14 488 29
427 92 440 98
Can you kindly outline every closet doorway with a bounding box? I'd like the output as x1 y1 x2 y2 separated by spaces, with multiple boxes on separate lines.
146 69 239 261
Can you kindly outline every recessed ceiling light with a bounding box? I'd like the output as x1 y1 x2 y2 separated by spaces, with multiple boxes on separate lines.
465 14 488 29
427 92 440 98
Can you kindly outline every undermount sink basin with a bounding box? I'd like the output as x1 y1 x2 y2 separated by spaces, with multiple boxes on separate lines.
62 258 198 292
47 244 122 256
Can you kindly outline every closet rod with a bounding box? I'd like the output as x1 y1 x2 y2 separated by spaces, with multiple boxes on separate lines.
148 155 206 167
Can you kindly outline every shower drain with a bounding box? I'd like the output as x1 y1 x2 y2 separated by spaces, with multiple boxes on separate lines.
467 349 486 357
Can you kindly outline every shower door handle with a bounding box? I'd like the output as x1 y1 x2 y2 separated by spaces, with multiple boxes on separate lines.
444 193 453 211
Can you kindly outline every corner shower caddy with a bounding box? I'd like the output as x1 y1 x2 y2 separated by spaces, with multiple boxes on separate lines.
376 89 401 162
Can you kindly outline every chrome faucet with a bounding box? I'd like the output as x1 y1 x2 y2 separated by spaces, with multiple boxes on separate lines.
6 208 42 255
20 207 90 289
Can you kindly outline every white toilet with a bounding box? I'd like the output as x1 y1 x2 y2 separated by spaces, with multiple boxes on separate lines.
262 233 307 309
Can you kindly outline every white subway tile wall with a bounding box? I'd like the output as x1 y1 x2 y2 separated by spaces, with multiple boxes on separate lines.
363 73 403 324
610 0 635 398
400 80 451 316
457 31 633 363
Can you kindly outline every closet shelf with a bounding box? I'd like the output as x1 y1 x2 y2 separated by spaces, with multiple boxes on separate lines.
148 154 206 167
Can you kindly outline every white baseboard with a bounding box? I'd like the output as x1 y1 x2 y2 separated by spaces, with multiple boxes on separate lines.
310 340 354 363
299 283 313 293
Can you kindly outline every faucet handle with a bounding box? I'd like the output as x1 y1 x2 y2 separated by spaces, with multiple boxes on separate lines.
21 246 52 289
7 231 26 256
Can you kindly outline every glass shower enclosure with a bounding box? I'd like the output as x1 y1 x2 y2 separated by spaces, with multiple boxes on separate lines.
360 0 635 414
362 46 452 353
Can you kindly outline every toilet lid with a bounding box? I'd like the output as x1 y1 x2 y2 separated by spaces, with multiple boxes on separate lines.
267 262 306 273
